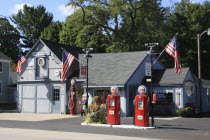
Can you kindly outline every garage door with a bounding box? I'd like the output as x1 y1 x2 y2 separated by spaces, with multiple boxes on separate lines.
22 85 35 113
22 84 51 113
36 85 51 113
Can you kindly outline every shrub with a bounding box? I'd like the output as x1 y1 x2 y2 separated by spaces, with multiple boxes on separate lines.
176 107 194 117
83 97 107 124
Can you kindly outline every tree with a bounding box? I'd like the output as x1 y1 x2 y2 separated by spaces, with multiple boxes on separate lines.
165 0 210 79
60 9 109 52
40 21 63 43
67 0 165 52
11 5 53 48
0 17 21 62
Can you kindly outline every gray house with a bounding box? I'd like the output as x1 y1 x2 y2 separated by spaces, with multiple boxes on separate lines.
78 51 210 116
0 52 12 103
17 39 82 114
17 39 210 115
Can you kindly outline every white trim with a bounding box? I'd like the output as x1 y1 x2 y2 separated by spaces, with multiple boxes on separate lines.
0 59 11 63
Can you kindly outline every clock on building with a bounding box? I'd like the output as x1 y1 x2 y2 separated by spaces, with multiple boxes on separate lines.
38 58 45 67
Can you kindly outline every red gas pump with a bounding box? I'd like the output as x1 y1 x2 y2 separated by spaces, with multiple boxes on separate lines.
133 85 149 126
69 78 77 115
106 86 120 125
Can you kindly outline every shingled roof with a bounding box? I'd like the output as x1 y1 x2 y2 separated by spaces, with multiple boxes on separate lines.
159 67 190 84
78 51 148 86
0 52 11 61
40 39 83 60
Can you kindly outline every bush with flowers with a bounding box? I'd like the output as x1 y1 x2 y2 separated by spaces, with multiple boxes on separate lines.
83 93 108 124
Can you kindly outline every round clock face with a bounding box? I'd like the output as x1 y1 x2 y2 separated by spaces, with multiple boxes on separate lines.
38 58 45 67
55 70 60 77
184 80 194 96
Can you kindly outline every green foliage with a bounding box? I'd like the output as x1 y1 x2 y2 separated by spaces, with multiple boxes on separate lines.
11 4 53 48
68 0 165 52
40 21 62 42
76 87 84 97
0 17 20 62
60 9 108 52
163 1 210 79
83 94 107 124
176 107 194 117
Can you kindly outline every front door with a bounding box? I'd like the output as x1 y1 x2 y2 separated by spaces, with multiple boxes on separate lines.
52 86 60 114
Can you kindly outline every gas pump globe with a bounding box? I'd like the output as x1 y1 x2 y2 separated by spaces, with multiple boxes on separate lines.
71 78 76 86
110 86 118 94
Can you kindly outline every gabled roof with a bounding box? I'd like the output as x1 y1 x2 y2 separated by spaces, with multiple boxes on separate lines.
78 51 148 86
26 39 83 60
0 52 11 61
159 67 190 84
40 39 83 60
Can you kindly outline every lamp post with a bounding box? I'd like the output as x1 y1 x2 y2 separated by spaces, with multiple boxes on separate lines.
145 43 158 127
197 28 210 113
82 48 93 110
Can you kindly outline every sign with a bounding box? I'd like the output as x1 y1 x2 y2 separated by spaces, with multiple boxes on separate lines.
32 51 50 56
109 110 115 115
138 85 147 95
81 66 87 76
184 80 194 96
137 115 143 120
145 62 151 76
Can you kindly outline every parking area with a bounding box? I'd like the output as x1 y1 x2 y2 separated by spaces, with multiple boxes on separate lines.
0 110 210 140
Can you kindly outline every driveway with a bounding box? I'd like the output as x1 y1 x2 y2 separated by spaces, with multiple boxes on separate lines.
0 111 210 140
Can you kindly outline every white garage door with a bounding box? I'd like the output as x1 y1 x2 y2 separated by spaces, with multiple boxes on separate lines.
22 84 51 113
22 85 35 113
36 85 50 113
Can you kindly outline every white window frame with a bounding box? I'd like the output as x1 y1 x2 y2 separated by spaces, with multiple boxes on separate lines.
0 62 3 73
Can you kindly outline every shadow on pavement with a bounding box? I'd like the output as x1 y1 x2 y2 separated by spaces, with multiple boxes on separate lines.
157 126 198 130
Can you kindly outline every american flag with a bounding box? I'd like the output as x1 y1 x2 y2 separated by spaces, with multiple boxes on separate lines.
16 53 26 74
165 35 182 74
61 50 75 82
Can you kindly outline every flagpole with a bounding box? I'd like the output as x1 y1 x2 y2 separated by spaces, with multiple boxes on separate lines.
152 48 166 65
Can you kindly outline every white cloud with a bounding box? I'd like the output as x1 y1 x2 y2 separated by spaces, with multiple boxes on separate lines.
57 4 80 16
176 0 206 3
9 4 32 14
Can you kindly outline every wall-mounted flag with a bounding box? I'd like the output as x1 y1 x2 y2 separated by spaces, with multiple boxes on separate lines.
61 50 75 82
16 53 26 74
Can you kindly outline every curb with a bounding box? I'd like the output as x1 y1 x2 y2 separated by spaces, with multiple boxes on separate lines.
81 123 156 129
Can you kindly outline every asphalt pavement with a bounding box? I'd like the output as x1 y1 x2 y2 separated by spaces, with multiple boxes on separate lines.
0 111 210 140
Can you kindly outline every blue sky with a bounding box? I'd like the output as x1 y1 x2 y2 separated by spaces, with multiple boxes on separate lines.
0 0 207 22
